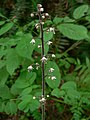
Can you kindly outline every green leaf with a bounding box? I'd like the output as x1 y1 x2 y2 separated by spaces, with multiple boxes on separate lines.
0 60 6 69
6 49 21 75
73 5 89 19
0 13 7 19
14 71 36 89
53 17 63 24
45 61 61 89
86 16 90 22
0 85 11 99
61 81 77 90
18 95 32 110
0 67 9 85
16 33 34 60
29 99 40 112
20 87 32 96
0 21 5 26
44 31 53 42
63 16 75 22
35 38 49 54
5 101 17 114
0 102 5 112
18 95 40 112
57 23 89 40
0 22 14 36
51 88 65 98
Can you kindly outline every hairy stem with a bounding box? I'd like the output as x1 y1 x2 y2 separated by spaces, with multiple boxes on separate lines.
39 11 45 120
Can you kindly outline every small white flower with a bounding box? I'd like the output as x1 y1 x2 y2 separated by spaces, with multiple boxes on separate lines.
36 63 40 70
49 68 54 72
41 56 47 62
39 8 44 12
37 4 42 8
41 22 44 25
30 13 34 17
47 41 52 45
36 63 39 66
35 23 39 29
47 95 49 97
49 27 55 34
39 97 46 102
30 39 35 44
51 76 56 80
33 96 36 99
52 54 56 58
45 13 49 17
38 45 41 48
27 65 33 72
42 15 45 19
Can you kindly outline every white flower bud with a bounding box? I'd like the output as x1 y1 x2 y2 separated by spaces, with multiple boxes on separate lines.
39 8 44 12
37 4 42 8
52 54 56 58
30 39 35 44
27 65 33 72
35 23 39 29
38 45 41 48
41 56 47 62
47 41 52 45
41 22 44 25
30 13 34 17
39 97 46 102
49 27 55 34
47 95 49 97
45 13 49 17
42 15 45 19
33 96 36 99
49 68 54 72
51 76 56 80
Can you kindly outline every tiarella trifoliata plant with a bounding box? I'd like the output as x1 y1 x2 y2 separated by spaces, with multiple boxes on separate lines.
28 4 57 120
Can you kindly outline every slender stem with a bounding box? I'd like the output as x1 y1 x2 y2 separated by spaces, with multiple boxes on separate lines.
38 12 45 120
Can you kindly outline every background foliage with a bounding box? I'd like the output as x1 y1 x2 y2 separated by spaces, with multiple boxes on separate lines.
0 0 90 120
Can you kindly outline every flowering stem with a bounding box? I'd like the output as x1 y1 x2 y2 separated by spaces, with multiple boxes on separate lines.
38 11 45 120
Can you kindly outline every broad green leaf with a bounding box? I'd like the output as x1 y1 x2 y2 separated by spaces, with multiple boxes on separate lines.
0 67 9 85
0 60 6 69
0 21 5 25
53 17 63 24
51 88 65 98
73 5 89 19
18 95 40 112
35 38 49 54
61 81 77 90
86 16 90 22
18 95 32 111
16 33 34 60
44 31 53 42
57 23 89 40
20 87 32 96
11 84 22 95
29 99 40 112
63 16 75 22
0 85 11 99
6 49 21 75
0 22 14 36
45 61 61 89
5 101 17 114
0 102 5 112
14 71 36 88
